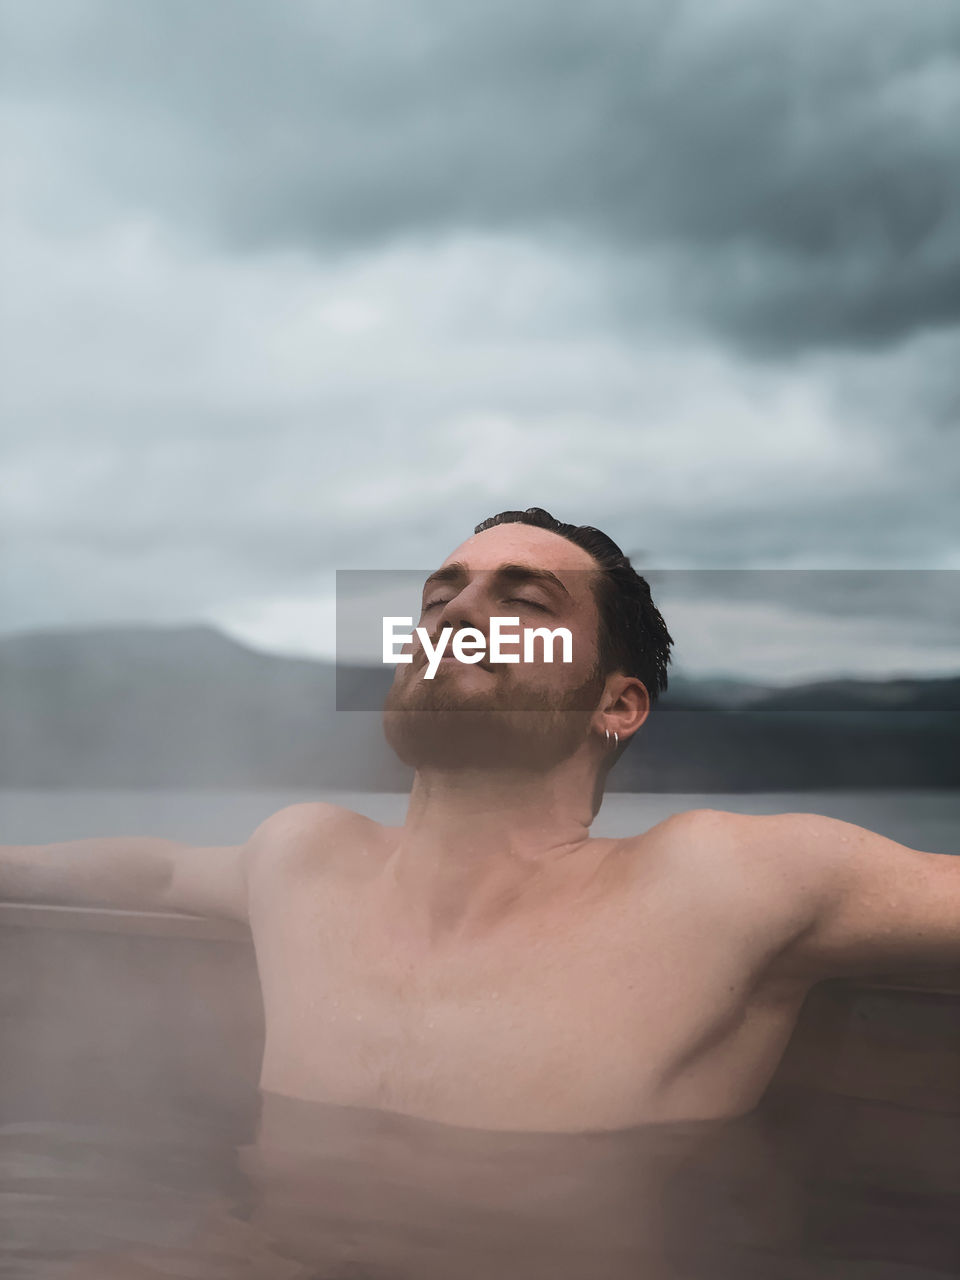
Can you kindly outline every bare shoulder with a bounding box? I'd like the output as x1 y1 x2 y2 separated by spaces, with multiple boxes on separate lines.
632 806 753 855
661 806 923 936
673 804 952 907
244 801 383 878
728 809 960 975
664 806 835 893
619 806 759 892
656 805 828 864
628 807 960 977
629 806 824 935
247 800 358 843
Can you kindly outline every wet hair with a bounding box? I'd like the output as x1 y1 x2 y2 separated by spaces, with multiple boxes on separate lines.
473 507 674 711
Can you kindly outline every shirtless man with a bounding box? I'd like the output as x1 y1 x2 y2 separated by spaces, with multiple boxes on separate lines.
2 506 959 1135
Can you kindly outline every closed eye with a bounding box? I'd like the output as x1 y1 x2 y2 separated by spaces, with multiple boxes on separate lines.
422 596 548 611
505 597 549 611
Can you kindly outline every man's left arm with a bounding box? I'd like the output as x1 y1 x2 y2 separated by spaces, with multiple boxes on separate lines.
765 812 960 979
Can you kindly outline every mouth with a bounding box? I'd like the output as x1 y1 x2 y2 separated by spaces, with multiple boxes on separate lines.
437 655 491 670
416 653 493 674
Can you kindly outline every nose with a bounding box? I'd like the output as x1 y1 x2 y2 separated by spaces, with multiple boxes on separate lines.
434 578 491 640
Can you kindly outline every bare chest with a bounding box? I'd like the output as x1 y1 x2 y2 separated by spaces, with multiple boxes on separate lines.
249 858 780 1130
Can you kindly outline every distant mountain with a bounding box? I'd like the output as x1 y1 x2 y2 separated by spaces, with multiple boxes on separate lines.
0 625 957 791
0 624 409 790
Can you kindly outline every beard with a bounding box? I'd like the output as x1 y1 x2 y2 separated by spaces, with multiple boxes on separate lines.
382 660 605 773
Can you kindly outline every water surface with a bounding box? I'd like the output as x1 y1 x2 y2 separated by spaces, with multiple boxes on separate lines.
2 787 958 851
9 1087 956 1279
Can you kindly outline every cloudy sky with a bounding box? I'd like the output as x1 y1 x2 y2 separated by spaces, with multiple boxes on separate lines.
2 0 958 682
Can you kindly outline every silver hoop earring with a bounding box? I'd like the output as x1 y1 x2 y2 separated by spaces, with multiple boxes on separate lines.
604 728 610 744
613 732 619 748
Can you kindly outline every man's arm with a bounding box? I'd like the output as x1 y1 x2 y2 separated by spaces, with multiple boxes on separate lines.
0 822 265 924
0 835 249 922
763 812 960 978
0 802 342 925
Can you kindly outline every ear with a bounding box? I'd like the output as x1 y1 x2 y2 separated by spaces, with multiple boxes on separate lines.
596 674 649 744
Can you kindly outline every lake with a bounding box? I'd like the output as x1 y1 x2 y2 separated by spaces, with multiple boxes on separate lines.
1 787 957 854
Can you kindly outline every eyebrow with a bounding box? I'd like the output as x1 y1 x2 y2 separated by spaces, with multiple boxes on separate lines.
422 561 571 599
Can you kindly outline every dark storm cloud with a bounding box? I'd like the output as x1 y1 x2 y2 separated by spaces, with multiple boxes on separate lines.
5 0 959 353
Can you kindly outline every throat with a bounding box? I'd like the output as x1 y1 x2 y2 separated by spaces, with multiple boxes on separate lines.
372 833 613 950
370 769 607 944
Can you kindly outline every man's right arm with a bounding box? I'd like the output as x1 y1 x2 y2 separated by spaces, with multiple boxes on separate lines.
0 834 251 923
0 801 347 926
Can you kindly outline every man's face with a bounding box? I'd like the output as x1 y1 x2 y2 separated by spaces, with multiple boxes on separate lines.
382 523 607 772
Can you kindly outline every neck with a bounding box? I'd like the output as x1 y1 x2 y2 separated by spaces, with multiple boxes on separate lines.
380 760 600 943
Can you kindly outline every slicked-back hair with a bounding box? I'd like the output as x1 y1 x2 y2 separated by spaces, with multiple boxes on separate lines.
473 508 674 721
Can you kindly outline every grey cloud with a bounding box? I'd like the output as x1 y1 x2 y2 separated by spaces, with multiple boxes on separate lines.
4 0 960 352
1 0 957 663
646 569 960 635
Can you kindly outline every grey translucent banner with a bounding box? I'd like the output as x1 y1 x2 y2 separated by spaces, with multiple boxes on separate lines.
335 568 960 714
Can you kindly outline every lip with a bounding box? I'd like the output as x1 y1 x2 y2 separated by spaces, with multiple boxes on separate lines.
414 653 492 674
